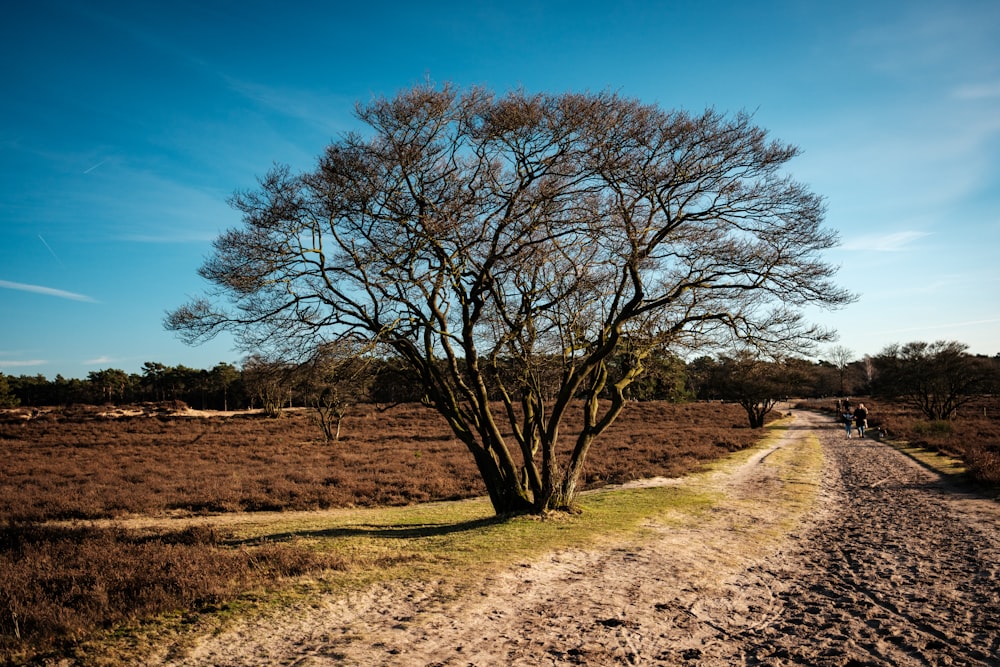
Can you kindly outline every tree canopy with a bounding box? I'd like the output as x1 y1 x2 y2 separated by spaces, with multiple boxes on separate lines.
872 340 996 420
167 83 853 514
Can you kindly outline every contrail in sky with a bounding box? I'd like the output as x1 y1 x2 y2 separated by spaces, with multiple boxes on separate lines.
38 234 65 268
0 280 96 302
83 159 107 174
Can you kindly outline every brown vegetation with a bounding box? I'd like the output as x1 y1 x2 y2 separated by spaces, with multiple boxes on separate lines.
0 402 769 523
0 401 772 663
881 397 1000 485
0 524 344 664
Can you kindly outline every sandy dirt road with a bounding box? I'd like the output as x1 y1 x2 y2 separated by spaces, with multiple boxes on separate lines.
161 410 1000 666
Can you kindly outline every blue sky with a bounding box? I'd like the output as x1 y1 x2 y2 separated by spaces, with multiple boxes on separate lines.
2 0 998 379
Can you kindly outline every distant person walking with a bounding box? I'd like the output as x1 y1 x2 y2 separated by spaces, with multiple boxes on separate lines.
854 403 868 438
842 409 854 438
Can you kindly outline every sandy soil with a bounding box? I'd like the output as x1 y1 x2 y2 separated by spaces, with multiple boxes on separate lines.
156 410 1000 666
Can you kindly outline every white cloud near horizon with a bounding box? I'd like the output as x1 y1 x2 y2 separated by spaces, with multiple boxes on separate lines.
0 280 98 302
83 355 118 366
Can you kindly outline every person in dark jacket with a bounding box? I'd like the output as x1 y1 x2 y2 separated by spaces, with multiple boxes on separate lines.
854 403 868 438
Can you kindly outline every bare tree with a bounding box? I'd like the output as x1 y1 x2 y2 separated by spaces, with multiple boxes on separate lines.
828 345 854 395
702 353 801 428
862 354 876 389
298 339 373 442
241 355 290 418
873 341 991 420
167 83 853 514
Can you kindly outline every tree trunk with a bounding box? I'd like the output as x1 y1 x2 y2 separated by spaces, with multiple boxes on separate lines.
468 443 534 515
741 400 767 428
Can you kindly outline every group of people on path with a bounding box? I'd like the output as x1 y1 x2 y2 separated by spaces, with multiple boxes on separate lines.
837 399 868 439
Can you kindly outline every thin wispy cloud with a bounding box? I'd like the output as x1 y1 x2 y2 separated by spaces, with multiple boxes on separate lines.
81 166 236 243
121 231 219 244
839 231 930 252
0 280 97 302
953 81 1000 100
856 6 997 81
224 77 355 135
0 359 47 368
872 317 1000 337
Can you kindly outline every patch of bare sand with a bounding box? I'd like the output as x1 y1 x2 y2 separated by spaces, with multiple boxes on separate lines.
152 411 1000 666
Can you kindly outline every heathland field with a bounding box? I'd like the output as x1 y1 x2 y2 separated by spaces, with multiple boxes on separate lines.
1 401 769 522
1 401 771 663
2 400 997 665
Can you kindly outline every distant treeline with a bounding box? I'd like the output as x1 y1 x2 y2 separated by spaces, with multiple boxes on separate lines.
0 359 434 411
0 360 400 411
3 344 996 412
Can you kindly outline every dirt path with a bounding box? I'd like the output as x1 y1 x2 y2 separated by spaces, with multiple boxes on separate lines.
684 411 1000 666
160 410 1000 666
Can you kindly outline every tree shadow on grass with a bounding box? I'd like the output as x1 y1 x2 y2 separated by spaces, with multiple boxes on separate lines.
228 514 509 546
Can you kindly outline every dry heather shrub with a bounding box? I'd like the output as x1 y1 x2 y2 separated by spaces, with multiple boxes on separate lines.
0 402 772 522
964 445 1000 484
0 523 344 661
888 399 1000 485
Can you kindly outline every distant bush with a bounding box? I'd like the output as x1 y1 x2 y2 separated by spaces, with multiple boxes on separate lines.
890 399 999 485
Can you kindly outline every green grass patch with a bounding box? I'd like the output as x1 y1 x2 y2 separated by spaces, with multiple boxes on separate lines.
886 439 969 479
224 483 720 597
763 431 825 519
